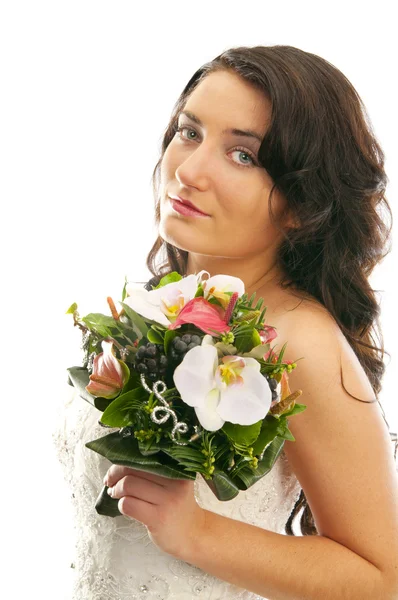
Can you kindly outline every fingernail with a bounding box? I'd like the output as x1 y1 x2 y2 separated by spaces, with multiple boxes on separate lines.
107 487 114 496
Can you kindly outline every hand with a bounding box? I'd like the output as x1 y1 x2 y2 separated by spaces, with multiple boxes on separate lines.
104 465 207 560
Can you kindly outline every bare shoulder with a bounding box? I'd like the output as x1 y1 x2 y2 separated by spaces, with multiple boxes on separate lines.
269 294 398 581
264 289 342 357
263 286 335 327
268 292 375 403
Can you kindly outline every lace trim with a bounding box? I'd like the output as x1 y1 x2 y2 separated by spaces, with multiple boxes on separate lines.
51 387 303 599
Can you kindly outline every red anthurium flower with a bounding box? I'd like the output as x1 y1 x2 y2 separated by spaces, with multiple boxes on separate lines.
168 297 231 336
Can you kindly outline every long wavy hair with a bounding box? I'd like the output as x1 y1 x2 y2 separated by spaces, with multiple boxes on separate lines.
141 45 396 536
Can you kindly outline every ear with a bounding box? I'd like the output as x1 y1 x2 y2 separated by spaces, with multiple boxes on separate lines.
282 209 300 230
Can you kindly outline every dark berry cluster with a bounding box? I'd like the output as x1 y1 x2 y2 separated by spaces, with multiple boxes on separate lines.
134 342 168 383
169 333 202 365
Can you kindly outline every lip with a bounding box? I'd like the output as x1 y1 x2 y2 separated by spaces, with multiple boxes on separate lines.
168 195 210 217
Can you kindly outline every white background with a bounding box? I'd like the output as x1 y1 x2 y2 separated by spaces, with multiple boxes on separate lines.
1 1 396 597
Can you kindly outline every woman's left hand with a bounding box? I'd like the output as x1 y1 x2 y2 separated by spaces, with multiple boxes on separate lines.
104 465 207 560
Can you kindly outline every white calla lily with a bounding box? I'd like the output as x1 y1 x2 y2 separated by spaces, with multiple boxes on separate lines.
173 344 272 432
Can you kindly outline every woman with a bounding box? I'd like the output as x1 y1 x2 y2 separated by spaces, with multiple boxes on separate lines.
54 45 398 599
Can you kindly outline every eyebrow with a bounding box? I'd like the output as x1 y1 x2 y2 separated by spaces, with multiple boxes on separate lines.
179 110 263 143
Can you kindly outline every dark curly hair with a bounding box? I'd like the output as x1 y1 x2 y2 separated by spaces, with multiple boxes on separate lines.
141 44 397 536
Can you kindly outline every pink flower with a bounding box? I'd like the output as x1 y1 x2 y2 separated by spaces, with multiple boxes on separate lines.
258 326 278 345
85 340 130 399
168 297 231 336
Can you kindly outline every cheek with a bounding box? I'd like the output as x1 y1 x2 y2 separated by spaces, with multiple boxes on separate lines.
162 139 184 170
219 186 269 222
160 147 173 181
160 140 181 180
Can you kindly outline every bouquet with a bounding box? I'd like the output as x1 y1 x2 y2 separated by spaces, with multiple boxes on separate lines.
66 270 306 518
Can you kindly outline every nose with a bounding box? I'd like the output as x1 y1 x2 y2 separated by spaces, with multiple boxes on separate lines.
175 141 215 190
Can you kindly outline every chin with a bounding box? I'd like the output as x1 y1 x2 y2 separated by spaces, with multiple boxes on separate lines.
158 220 206 255
158 220 186 250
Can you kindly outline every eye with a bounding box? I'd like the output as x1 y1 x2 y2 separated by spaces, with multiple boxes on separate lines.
175 125 258 168
229 148 256 167
176 125 198 141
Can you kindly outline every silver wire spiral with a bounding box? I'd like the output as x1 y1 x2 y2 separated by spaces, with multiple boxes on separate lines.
139 373 201 446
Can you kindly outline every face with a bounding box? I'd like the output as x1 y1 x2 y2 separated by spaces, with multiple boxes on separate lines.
158 69 290 282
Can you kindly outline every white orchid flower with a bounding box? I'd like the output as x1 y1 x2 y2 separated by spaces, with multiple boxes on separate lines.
123 272 205 327
173 344 272 432
201 273 245 310
123 270 245 328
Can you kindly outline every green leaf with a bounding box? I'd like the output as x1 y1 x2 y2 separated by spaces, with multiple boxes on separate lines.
242 343 270 361
163 445 205 465
194 283 205 298
251 415 285 456
234 436 285 489
137 437 164 456
282 402 307 418
119 302 149 338
119 360 130 386
258 307 267 325
94 484 122 517
82 313 118 338
221 420 262 446
121 369 141 394
251 328 261 346
164 329 178 355
147 328 164 344
66 302 78 314
276 342 288 362
94 396 115 412
254 297 265 311
201 468 241 501
66 366 95 405
233 327 256 353
233 316 266 354
121 275 128 302
279 426 296 441
100 387 149 427
247 292 256 307
85 431 195 480
152 272 183 289
267 414 296 441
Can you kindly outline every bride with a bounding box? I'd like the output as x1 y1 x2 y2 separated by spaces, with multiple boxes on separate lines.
53 44 398 599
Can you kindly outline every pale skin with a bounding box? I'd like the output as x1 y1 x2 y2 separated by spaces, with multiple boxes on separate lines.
104 70 398 598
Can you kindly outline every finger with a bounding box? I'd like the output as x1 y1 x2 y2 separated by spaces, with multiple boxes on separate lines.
105 464 170 488
117 495 156 527
104 465 137 486
108 475 165 506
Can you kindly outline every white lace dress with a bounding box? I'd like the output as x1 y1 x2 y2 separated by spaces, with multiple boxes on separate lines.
52 385 303 600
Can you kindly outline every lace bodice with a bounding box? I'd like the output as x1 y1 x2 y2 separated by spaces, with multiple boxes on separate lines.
52 385 303 600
